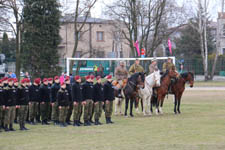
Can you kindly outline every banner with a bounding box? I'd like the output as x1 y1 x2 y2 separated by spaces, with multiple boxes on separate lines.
168 38 172 55
134 40 140 56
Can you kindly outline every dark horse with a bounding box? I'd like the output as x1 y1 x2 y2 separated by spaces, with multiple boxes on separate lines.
151 69 178 115
124 72 145 117
171 72 194 114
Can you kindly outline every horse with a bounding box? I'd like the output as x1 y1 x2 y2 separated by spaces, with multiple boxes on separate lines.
114 88 125 115
171 72 194 114
124 72 145 117
151 69 178 115
139 70 161 116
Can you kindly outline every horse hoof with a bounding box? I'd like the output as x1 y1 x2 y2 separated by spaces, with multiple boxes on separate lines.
130 114 134 117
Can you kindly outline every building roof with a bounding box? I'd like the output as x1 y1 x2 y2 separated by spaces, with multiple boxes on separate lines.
61 14 113 24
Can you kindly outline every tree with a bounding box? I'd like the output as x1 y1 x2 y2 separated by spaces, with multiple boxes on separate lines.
174 23 215 58
0 0 23 78
0 32 16 59
22 0 61 78
105 0 186 57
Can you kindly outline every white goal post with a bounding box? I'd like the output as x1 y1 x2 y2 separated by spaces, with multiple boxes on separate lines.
66 56 175 76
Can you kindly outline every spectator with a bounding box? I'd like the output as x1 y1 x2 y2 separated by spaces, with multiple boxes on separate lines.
98 64 104 78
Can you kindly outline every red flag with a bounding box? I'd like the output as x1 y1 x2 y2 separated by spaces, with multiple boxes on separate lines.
168 38 172 55
134 40 140 56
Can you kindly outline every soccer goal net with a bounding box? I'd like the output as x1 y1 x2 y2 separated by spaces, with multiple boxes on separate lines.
66 57 176 77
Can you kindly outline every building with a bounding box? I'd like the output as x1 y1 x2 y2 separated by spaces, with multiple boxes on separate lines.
58 15 130 59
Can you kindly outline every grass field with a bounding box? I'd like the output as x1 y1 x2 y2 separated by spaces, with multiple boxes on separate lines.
1 90 225 150
194 81 225 87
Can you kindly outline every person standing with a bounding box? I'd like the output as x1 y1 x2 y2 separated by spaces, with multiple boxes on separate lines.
72 75 83 127
14 79 19 124
65 76 72 125
17 79 29 130
82 75 94 126
51 76 60 125
129 59 144 75
0 79 5 131
104 75 115 124
89 75 95 123
3 78 17 131
98 64 104 78
40 78 51 125
29 78 41 124
93 76 104 125
162 58 176 73
57 82 69 127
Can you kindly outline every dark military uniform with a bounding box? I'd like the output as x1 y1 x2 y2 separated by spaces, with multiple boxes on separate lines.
104 81 115 124
82 81 94 126
0 85 5 130
17 85 29 130
48 83 52 121
29 84 40 123
57 88 69 127
50 82 60 124
4 85 17 131
93 82 104 125
72 81 83 126
65 83 72 124
40 84 51 124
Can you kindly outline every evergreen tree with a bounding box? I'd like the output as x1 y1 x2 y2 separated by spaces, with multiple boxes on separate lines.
22 0 61 78
0 32 16 60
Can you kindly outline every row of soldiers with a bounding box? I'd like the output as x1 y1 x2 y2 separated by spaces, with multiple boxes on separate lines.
0 74 115 132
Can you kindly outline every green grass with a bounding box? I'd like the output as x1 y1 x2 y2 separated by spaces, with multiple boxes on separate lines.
1 90 225 150
193 81 225 87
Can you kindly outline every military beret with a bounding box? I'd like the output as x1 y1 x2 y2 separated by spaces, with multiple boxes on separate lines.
85 75 90 80
34 78 41 84
43 78 48 83
14 78 18 83
106 75 112 79
8 78 14 82
65 76 70 81
54 76 59 80
74 75 81 81
90 75 95 80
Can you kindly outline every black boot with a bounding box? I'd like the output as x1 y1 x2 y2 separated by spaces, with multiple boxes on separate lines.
45 120 50 125
89 119 94 124
23 123 29 130
94 119 99 125
98 120 102 125
109 118 114 124
5 125 9 132
9 124 15 131
30 119 35 125
59 122 64 127
106 117 110 124
42 120 45 125
84 120 89 126
20 123 24 130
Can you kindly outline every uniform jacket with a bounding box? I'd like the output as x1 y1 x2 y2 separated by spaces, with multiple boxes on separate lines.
0 86 5 106
17 85 29 105
4 85 18 106
129 64 144 75
115 66 128 80
93 83 104 102
103 81 115 101
51 83 60 103
72 82 83 102
66 84 72 102
29 84 41 102
82 81 94 100
57 88 69 106
40 84 51 102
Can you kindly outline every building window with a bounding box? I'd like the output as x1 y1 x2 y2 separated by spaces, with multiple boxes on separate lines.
222 48 225 54
97 31 104 41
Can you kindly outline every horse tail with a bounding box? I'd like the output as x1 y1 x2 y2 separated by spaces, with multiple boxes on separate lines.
151 95 157 106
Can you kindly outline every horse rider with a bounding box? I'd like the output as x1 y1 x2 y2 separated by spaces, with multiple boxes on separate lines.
162 58 177 93
129 59 144 75
149 58 158 74
149 58 159 97
114 61 128 98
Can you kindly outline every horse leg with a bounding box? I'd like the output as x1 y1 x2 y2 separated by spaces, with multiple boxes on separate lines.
155 97 159 115
174 95 177 114
141 98 143 113
125 98 129 117
135 97 139 113
177 94 182 114
150 96 153 114
119 98 123 115
159 96 165 114
115 98 118 115
130 99 134 117
147 96 151 116
142 96 147 116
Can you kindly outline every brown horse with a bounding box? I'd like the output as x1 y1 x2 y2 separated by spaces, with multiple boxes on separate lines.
151 69 178 115
124 72 145 117
171 72 194 114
